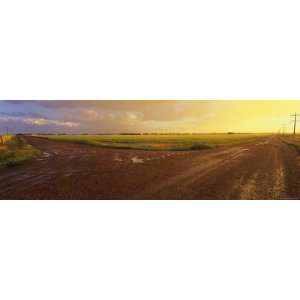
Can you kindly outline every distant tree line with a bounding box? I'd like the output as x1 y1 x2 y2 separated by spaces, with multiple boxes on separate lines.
28 131 253 136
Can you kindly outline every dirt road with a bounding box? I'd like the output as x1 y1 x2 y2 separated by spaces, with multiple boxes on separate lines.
0 136 300 199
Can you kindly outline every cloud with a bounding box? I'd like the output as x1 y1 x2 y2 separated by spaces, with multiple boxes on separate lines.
0 114 79 128
6 100 215 121
23 117 79 128
0 100 222 133
83 109 100 119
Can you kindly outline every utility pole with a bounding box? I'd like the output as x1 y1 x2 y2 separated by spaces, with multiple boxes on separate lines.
6 127 8 135
281 124 286 136
290 113 300 136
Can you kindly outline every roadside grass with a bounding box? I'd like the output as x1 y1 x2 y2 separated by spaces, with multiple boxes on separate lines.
2 134 13 144
282 135 300 154
0 135 40 167
40 133 267 151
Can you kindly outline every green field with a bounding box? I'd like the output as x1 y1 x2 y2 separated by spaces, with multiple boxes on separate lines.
41 133 268 151
0 135 40 167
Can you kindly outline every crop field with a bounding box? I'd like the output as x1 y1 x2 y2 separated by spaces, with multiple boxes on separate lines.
40 133 268 151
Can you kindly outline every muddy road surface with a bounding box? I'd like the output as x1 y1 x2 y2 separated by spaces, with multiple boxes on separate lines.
0 136 300 200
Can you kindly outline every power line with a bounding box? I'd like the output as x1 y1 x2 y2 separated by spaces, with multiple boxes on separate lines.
290 113 300 136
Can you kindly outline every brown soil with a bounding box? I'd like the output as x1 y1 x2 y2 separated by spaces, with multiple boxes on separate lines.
0 135 300 199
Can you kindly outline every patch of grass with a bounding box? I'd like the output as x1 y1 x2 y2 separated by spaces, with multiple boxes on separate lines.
40 133 267 151
0 135 40 167
282 135 300 154
1 134 13 144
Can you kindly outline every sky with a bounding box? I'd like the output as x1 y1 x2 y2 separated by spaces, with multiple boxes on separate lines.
1 100 300 134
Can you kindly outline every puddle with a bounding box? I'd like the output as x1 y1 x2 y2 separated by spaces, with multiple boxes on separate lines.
256 141 269 146
114 154 123 162
131 156 144 163
230 148 249 160
43 152 51 158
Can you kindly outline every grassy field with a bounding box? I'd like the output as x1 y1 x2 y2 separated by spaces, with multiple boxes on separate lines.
0 135 40 167
41 133 268 151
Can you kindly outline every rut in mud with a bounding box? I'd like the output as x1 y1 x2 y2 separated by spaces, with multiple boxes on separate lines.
0 135 300 199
